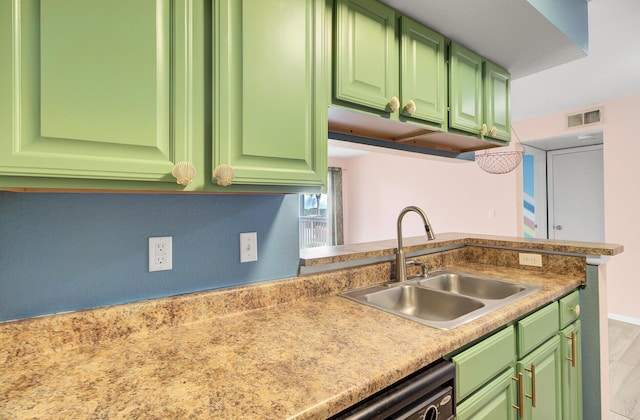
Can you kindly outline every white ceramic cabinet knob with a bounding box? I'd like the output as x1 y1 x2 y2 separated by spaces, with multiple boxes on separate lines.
388 96 400 112
214 164 235 186
171 161 196 186
570 304 581 317
480 123 488 136
404 99 416 115
490 126 498 137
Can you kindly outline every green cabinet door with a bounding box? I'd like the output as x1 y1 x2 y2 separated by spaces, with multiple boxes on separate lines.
561 321 583 420
452 326 515 402
449 42 511 142
457 368 517 420
484 61 511 141
0 0 198 185
517 335 563 420
334 0 398 113
213 0 327 187
400 16 447 126
449 42 483 135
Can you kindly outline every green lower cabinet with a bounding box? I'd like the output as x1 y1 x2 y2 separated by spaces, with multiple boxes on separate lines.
561 320 583 420
213 0 327 188
0 0 201 188
456 368 517 420
516 335 563 420
452 326 515 402
452 291 583 420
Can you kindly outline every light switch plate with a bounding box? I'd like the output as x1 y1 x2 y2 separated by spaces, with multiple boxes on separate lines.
240 232 258 263
149 236 172 272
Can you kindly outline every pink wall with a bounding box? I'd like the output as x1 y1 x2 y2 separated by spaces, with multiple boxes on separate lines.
514 93 640 321
329 150 519 245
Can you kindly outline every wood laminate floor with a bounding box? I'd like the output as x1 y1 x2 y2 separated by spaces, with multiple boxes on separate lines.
609 319 640 419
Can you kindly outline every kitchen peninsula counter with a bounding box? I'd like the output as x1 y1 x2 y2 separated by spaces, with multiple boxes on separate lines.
300 232 622 268
0 235 622 418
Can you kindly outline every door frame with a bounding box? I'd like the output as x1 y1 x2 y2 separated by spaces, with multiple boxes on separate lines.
522 145 548 238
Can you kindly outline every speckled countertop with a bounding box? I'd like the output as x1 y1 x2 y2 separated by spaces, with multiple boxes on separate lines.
0 239 620 419
300 232 623 267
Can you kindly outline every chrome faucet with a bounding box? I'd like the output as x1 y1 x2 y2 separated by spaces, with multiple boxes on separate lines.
395 206 435 283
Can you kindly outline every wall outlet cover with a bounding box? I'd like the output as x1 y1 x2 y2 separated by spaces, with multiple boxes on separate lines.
149 236 172 272
519 252 543 267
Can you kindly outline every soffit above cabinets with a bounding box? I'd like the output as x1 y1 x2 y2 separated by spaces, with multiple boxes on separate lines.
379 0 588 80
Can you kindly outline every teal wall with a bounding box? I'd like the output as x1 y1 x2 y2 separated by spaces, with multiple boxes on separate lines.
0 192 300 321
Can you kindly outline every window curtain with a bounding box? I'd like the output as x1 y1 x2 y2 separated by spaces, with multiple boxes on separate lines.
327 167 344 246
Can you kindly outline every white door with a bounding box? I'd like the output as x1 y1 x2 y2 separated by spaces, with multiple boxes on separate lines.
547 145 604 242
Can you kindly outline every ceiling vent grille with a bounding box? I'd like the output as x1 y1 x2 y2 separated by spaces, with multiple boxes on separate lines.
566 108 603 129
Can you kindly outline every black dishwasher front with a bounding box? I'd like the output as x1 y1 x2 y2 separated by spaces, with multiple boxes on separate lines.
330 360 455 420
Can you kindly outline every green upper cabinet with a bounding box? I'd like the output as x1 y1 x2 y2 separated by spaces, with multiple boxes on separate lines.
449 42 511 142
400 17 447 125
0 0 200 187
333 0 447 128
484 61 511 141
449 43 483 135
213 0 327 187
334 0 398 113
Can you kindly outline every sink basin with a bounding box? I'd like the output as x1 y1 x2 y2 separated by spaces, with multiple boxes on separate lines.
340 271 541 330
365 285 485 321
417 271 526 300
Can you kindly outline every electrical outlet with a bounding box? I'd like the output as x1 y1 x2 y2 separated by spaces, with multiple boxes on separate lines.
519 252 542 267
240 232 258 263
149 236 172 272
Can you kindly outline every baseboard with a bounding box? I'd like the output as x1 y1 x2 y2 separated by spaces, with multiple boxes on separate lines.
608 313 640 326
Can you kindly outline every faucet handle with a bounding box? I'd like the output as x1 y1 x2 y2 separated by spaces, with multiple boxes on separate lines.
406 260 429 278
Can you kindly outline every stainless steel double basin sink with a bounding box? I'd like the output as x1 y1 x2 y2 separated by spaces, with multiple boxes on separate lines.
340 270 541 330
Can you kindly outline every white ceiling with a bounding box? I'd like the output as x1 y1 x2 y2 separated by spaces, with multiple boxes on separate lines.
512 0 640 122
381 0 587 80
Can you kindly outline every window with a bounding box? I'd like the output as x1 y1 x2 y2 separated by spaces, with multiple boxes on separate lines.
299 167 343 248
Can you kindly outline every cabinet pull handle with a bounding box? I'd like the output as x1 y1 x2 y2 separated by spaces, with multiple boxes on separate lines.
171 161 196 186
214 164 235 186
566 331 577 368
525 363 537 407
570 304 581 317
512 372 524 419
388 96 400 112
404 99 416 115
480 123 488 136
489 126 498 137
